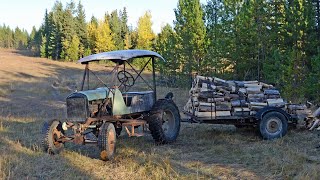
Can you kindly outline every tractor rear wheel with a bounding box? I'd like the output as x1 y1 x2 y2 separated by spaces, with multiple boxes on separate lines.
148 99 181 144
42 119 64 155
259 111 288 140
98 122 116 161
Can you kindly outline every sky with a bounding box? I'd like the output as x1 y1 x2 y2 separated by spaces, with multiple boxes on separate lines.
0 0 206 34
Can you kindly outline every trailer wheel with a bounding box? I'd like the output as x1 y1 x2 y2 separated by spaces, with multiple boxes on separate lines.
98 122 116 161
148 99 181 144
42 119 64 155
259 111 288 140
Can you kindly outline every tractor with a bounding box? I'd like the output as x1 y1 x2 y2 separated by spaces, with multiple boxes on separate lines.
42 50 181 160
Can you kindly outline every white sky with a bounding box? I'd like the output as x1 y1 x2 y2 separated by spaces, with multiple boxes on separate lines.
0 0 207 34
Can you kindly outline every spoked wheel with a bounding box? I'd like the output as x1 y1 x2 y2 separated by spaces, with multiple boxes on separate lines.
98 122 116 161
42 119 64 154
148 99 181 144
259 111 288 140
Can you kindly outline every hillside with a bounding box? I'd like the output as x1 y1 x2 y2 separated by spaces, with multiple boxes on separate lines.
0 49 319 179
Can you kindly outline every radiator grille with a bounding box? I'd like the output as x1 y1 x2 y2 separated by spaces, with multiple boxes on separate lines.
66 96 88 121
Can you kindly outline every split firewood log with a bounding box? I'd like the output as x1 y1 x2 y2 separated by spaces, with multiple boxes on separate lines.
248 93 264 99
246 87 262 94
264 89 280 95
231 100 247 107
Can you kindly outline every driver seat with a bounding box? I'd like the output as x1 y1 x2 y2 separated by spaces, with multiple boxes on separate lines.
122 91 154 107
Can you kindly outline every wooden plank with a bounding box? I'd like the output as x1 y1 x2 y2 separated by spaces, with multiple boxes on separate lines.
232 107 250 116
199 102 216 106
250 102 267 106
233 107 250 112
195 111 231 117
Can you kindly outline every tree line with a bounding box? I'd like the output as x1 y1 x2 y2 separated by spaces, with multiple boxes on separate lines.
1 0 320 102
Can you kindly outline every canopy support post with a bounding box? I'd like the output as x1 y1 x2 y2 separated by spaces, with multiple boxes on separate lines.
152 57 157 102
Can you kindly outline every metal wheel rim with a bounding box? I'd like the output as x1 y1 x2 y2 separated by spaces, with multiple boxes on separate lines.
162 110 175 138
266 117 282 134
52 128 62 148
108 130 115 154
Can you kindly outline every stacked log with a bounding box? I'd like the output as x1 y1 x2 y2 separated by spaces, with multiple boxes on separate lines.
184 75 285 119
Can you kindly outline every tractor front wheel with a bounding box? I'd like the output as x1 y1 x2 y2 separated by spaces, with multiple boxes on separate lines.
98 122 116 161
148 99 181 144
42 119 64 155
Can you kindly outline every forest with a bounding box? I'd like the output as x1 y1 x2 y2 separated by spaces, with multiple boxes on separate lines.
1 0 320 103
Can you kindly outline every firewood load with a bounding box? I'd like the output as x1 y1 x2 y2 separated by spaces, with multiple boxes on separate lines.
183 75 286 118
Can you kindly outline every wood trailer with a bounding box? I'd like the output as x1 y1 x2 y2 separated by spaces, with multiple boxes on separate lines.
182 75 304 140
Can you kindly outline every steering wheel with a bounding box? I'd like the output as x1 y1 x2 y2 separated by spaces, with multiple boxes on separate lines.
117 70 135 87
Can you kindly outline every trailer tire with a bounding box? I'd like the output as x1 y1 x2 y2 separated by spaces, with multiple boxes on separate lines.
98 122 116 161
259 111 288 140
148 99 180 144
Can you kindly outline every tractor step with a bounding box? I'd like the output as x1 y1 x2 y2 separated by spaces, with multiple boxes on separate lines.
122 120 146 137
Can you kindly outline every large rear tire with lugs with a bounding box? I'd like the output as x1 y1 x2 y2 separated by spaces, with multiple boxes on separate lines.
148 99 181 144
42 119 64 155
98 122 116 161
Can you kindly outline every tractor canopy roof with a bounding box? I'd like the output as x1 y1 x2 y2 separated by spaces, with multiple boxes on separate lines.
78 49 165 64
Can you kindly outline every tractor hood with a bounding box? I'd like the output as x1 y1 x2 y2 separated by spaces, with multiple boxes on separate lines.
67 87 109 101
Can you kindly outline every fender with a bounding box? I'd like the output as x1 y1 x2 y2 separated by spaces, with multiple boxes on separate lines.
255 106 292 122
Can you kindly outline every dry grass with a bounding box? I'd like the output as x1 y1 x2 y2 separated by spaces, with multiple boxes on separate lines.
0 48 320 179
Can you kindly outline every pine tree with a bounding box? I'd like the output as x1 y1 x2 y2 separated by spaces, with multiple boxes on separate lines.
174 0 206 75
75 1 88 57
40 35 47 58
109 10 124 50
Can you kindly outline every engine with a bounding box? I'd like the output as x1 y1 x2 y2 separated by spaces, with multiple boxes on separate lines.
66 87 109 122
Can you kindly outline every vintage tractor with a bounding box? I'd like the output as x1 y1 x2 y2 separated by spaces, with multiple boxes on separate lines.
42 50 181 160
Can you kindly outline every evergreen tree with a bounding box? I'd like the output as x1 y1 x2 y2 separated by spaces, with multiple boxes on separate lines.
109 10 124 49
174 0 206 75
75 1 88 57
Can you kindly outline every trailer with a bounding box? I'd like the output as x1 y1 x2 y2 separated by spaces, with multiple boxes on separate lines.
182 75 306 140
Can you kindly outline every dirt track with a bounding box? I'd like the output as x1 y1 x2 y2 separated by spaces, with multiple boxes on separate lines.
0 49 320 179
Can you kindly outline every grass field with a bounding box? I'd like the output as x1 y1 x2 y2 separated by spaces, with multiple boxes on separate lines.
0 48 320 179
